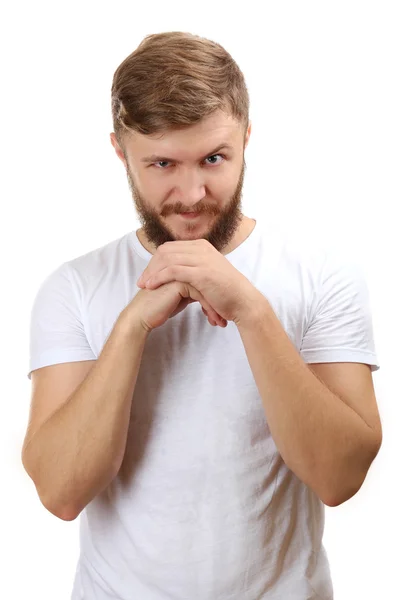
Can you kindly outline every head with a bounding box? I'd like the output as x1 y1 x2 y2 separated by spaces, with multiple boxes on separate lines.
110 32 251 253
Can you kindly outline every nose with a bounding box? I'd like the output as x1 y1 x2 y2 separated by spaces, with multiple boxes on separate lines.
176 169 207 208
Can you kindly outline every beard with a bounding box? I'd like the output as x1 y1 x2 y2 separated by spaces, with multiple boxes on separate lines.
125 158 246 254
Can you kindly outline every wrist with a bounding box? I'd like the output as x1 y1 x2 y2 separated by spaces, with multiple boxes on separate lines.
235 290 271 331
117 307 151 339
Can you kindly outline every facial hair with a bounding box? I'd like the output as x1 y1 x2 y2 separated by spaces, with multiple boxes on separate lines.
125 158 246 254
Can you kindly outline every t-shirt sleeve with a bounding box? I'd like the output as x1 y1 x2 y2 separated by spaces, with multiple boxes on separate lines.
27 262 97 380
300 246 380 372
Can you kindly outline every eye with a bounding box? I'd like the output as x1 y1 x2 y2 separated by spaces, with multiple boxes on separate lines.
152 154 225 169
204 154 225 166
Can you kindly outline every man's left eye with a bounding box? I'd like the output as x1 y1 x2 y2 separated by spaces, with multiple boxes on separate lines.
204 154 225 165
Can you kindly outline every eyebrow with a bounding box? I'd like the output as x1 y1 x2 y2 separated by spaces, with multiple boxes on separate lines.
140 143 234 164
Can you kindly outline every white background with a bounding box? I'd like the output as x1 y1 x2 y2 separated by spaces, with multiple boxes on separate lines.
1 1 398 598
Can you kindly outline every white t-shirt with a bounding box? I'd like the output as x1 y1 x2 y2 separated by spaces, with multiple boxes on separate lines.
27 219 380 599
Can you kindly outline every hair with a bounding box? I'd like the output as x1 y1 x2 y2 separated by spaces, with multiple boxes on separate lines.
111 31 250 152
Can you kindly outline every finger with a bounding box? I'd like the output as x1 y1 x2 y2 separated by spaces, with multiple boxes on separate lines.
201 303 223 326
202 305 226 327
178 283 227 327
138 252 202 287
183 284 222 325
203 309 226 327
202 306 214 326
201 305 226 327
145 264 198 290
169 297 191 318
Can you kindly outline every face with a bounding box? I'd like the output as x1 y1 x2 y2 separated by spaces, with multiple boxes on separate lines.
110 110 251 253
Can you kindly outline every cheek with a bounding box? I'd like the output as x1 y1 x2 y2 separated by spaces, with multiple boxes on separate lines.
135 174 162 202
217 178 237 197
142 174 169 199
206 171 235 195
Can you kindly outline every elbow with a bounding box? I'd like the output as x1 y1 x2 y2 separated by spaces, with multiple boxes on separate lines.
29 473 80 521
323 436 382 508
323 487 358 508
40 493 80 521
320 474 363 507
324 476 367 507
56 509 80 522
21 452 80 521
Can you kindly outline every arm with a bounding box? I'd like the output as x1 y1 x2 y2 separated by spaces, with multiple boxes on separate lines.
22 311 148 521
236 297 381 507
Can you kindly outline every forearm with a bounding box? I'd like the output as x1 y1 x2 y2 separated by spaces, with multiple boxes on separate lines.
24 312 149 520
236 295 377 506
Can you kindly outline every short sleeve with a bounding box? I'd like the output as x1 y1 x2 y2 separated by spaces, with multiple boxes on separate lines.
300 247 380 372
27 262 97 380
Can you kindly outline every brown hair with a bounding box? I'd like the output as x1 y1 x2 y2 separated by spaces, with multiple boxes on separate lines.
111 31 250 151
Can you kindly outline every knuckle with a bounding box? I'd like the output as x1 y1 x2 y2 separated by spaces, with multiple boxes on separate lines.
199 239 210 251
171 265 180 277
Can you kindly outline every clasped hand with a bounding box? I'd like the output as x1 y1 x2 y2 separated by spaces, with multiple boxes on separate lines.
136 239 260 325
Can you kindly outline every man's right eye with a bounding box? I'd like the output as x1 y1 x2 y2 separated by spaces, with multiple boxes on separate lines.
152 161 170 169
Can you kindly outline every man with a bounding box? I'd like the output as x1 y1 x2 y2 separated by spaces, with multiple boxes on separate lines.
22 32 382 599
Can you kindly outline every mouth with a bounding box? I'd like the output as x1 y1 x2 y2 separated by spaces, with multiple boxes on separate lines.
178 212 202 219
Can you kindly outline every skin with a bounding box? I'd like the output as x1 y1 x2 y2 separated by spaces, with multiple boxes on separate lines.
110 109 255 255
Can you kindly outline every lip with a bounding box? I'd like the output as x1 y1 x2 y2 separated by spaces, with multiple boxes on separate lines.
178 212 202 219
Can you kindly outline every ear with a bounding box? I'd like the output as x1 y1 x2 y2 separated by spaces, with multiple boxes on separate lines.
110 132 127 167
244 121 252 149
